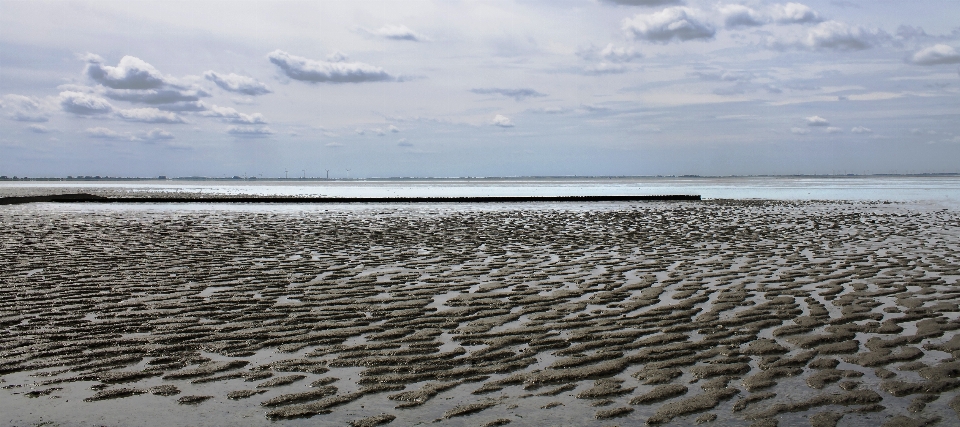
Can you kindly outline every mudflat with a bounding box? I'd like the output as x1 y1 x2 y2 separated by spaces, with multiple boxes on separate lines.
2 200 959 426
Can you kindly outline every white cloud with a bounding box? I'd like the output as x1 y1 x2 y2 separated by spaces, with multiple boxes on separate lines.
267 50 392 83
600 0 682 5
371 25 428 42
720 5 766 28
492 114 514 127
373 128 386 136
771 3 822 24
355 128 365 135
201 105 267 124
144 128 175 140
3 94 49 122
227 126 274 137
158 101 208 112
576 44 640 72
691 69 754 83
622 7 715 43
326 51 348 62
204 71 272 95
84 127 128 140
774 21 882 51
27 124 51 133
585 62 627 74
851 126 873 133
910 44 960 66
103 87 210 105
325 141 343 147
791 127 810 134
388 125 400 133
59 91 113 115
825 126 843 133
116 108 186 124
471 88 546 101
598 44 643 62
84 55 172 89
397 138 413 147
806 116 829 126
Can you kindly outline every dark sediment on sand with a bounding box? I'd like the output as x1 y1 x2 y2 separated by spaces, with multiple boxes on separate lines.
2 199 959 426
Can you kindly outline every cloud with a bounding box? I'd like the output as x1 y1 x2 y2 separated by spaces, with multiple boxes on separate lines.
774 21 882 51
806 115 829 126
910 44 960 66
227 126 274 137
896 25 929 40
531 106 567 114
791 127 810 135
397 138 413 147
27 124 52 133
585 63 627 74
157 101 208 112
851 126 873 134
84 127 128 139
771 3 822 24
492 114 514 127
470 88 546 101
373 128 386 136
691 69 754 82
600 0 683 5
204 71 272 95
720 4 766 28
355 128 365 135
388 125 400 133
371 25 427 42
579 43 644 62
102 87 210 105
201 105 267 124
116 108 186 124
326 51 348 62
825 126 843 133
3 94 49 122
84 55 171 90
59 91 113 115
143 128 175 140
268 50 392 83
622 7 715 43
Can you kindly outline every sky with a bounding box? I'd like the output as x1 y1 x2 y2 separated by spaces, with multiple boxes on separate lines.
1 0 958 178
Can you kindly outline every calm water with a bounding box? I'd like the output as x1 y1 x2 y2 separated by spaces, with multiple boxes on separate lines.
3 176 960 208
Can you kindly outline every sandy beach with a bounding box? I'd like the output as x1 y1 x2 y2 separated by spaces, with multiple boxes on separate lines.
2 200 959 426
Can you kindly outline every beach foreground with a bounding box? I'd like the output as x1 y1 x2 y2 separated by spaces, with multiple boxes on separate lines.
2 200 959 426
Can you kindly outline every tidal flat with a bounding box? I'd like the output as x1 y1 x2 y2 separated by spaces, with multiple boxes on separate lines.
2 200 959 426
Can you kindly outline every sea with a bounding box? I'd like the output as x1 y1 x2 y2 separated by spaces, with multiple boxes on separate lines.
2 176 960 208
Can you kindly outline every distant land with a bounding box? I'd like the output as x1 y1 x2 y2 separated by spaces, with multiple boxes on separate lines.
0 173 958 182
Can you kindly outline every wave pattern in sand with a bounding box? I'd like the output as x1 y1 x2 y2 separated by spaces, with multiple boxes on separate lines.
2 201 960 426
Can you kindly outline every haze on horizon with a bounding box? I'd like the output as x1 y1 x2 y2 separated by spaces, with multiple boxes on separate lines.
1 0 958 179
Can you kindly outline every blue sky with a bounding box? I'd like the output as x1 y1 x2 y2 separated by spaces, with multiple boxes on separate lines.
1 0 958 178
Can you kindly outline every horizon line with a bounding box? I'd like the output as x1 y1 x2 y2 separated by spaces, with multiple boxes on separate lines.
1 172 959 181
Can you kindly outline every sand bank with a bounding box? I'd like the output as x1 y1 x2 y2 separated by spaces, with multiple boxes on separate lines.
1 200 959 426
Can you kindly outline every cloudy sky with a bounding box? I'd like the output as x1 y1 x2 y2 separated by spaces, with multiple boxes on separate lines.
1 0 958 178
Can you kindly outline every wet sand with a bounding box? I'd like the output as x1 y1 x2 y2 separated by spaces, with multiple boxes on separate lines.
2 200 959 426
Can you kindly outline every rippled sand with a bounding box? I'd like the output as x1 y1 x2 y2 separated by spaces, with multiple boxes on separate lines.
2 200 959 427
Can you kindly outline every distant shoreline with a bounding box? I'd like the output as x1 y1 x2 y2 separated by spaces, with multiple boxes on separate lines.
0 173 958 182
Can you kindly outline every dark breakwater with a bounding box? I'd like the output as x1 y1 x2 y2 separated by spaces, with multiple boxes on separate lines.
0 193 701 205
